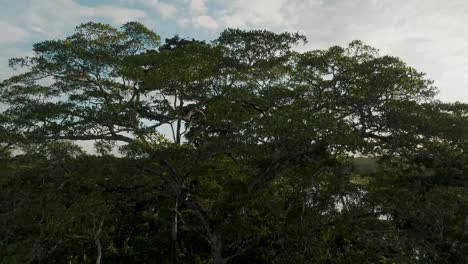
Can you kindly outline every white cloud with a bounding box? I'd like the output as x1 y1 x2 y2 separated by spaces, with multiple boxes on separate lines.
57 0 147 24
177 18 190 28
186 0 216 30
182 0 217 30
2 0 468 102
19 0 147 40
214 0 287 28
296 0 468 102
0 47 33 81
0 22 29 43
191 0 207 14
210 0 468 102
145 0 177 18
192 15 219 30
1 0 149 83
94 6 148 23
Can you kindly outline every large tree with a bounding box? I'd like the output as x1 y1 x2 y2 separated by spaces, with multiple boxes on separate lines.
1 22 467 264
0 22 161 149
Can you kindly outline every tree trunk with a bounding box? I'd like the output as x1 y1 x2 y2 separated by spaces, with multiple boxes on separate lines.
175 99 183 145
95 237 102 264
171 94 184 264
171 197 179 264
95 218 104 264
210 232 226 264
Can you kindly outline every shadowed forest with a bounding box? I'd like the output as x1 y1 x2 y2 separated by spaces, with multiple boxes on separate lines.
0 22 467 263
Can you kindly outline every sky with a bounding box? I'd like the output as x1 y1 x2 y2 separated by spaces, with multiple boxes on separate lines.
0 0 467 103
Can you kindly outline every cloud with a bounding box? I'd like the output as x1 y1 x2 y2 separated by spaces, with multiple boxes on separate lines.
192 15 219 30
1 0 148 83
210 0 468 102
1 0 468 102
10 0 146 42
145 0 177 18
18 0 147 40
186 0 217 30
0 22 29 43
123 0 177 18
289 0 468 102
93 6 148 23
213 0 287 28
191 0 207 14
0 47 33 81
177 18 190 28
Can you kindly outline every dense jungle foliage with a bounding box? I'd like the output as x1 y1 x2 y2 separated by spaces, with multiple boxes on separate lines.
0 22 467 263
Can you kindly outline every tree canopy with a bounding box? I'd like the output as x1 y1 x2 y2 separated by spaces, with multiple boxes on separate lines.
1 22 467 264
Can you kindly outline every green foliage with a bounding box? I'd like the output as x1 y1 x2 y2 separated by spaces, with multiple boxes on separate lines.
0 21 467 264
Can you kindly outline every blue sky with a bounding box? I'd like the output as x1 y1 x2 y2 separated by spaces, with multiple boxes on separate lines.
1 0 468 102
